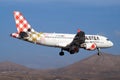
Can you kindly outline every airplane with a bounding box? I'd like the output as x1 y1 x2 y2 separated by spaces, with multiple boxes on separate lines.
11 11 113 56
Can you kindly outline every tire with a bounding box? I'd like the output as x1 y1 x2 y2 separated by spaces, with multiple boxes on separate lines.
59 52 64 56
70 50 75 54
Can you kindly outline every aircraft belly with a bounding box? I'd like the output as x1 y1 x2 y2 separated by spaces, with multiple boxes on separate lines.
42 38 72 47
40 38 58 47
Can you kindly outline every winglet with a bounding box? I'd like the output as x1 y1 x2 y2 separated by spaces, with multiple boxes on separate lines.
77 29 81 32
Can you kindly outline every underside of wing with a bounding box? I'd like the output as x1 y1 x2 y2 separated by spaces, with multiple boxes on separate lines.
62 31 85 54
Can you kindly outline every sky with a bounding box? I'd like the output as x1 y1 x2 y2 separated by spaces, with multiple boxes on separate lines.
0 0 120 69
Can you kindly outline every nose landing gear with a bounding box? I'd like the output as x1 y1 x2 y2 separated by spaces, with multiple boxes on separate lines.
97 48 101 56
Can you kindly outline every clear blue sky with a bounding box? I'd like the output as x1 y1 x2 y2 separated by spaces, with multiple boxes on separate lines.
1 0 120 69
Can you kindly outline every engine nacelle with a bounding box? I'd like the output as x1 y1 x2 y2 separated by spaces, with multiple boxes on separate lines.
84 43 96 50
19 32 29 39
69 46 79 54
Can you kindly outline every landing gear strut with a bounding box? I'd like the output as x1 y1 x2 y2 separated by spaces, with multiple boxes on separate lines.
59 49 64 56
97 48 101 56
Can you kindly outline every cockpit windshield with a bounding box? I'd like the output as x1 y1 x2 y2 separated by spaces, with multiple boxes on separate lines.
106 39 110 41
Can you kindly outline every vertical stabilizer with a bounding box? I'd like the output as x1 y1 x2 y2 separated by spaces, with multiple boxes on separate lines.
14 11 34 33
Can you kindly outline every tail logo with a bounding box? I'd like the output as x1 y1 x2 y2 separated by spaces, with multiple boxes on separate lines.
14 11 32 33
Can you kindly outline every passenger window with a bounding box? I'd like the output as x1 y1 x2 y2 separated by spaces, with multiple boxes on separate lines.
97 37 99 40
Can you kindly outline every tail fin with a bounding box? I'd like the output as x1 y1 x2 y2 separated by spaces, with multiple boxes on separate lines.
13 11 34 33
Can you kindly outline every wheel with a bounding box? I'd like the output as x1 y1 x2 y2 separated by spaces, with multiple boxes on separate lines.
59 52 64 56
70 50 75 54
97 52 100 56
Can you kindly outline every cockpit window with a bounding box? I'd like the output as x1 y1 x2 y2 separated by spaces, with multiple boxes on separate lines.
106 39 109 41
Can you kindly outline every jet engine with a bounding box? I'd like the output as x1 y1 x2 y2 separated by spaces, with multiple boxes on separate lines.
19 32 29 39
84 43 96 50
69 46 79 54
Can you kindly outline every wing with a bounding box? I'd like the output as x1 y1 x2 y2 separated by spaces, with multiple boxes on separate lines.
64 31 85 54
70 31 85 47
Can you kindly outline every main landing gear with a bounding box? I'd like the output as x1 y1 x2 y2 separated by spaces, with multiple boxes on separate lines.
59 49 64 56
59 48 102 56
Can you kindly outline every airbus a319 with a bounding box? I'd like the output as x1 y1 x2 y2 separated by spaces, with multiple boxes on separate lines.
11 11 113 56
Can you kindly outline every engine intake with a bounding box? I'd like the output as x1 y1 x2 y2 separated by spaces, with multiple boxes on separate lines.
19 32 28 39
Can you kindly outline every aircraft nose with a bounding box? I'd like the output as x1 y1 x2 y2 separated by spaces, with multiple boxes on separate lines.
110 41 114 47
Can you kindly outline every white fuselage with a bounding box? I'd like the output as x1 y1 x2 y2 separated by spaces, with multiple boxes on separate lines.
11 11 114 55
34 32 113 49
